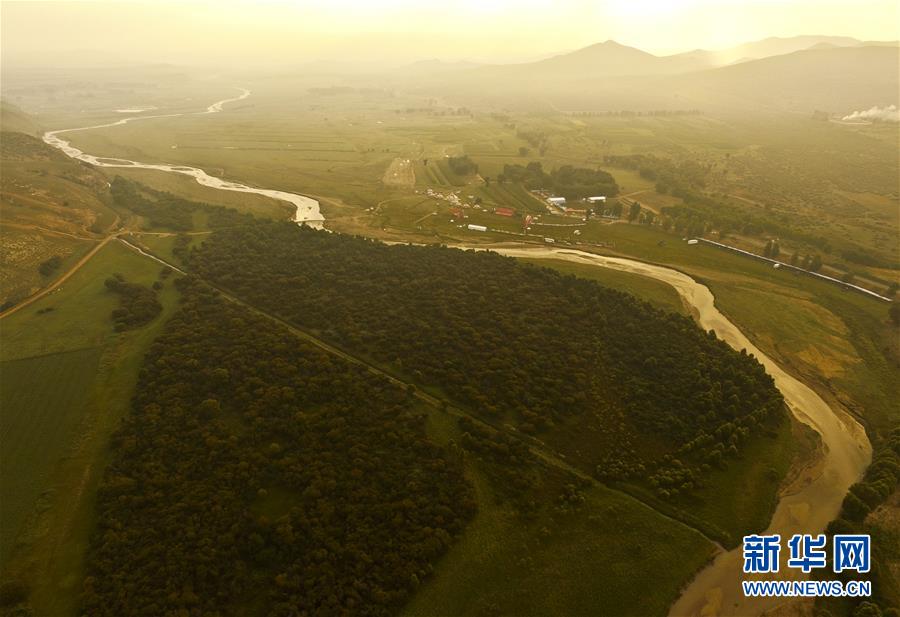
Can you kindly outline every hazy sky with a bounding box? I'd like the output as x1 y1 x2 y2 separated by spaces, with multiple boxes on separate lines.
2 0 898 66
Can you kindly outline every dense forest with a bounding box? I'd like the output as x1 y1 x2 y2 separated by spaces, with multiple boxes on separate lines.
83 277 475 616
188 222 785 500
497 161 619 200
110 177 258 231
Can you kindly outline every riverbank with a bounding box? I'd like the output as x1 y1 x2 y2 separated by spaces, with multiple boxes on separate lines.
42 89 325 228
469 245 871 617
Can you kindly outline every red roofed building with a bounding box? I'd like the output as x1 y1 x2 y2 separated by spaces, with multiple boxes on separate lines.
495 207 516 217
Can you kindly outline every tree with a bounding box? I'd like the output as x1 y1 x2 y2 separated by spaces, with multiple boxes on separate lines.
810 254 823 272
889 304 900 327
886 282 898 298
518 147 530 157
38 255 62 277
628 202 641 222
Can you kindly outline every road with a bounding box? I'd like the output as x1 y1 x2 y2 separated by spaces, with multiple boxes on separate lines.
0 234 115 320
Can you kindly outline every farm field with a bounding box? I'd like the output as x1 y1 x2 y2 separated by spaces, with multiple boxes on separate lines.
0 240 181 617
0 347 101 564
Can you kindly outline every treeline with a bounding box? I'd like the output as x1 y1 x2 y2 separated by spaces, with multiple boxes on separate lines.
456 416 541 512
603 153 708 191
447 155 478 176
110 177 257 231
819 427 900 617
497 162 619 200
569 110 702 117
517 129 547 153
83 277 475 616
104 274 162 331
188 222 785 500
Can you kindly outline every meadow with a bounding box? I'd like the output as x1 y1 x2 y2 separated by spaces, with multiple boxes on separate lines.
0 240 181 616
404 404 715 617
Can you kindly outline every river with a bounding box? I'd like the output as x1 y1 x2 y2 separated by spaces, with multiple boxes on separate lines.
481 246 871 617
43 89 871 616
42 88 324 228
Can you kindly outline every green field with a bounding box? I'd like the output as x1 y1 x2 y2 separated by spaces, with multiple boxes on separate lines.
403 406 716 617
0 240 181 616
518 257 687 315
0 347 101 564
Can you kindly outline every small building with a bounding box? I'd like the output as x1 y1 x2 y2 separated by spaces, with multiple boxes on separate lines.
547 197 567 206
467 224 488 232
544 237 555 243
494 207 515 217
687 239 699 245
586 196 607 203
449 207 463 218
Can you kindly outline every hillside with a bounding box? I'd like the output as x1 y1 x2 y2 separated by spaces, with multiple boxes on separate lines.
0 100 41 136
672 44 900 113
0 131 117 308
423 43 898 113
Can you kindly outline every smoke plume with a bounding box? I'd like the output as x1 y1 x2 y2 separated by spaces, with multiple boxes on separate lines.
842 105 899 122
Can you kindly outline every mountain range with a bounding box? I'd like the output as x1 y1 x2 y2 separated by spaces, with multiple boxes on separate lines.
399 35 899 113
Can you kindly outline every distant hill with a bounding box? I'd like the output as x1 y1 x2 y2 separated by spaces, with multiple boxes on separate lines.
432 35 873 85
0 100 41 136
671 45 900 113
461 40 714 81
710 35 863 64
413 42 898 114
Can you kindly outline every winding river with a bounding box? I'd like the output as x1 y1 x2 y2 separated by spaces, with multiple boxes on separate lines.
42 88 324 228
483 247 871 617
43 89 871 616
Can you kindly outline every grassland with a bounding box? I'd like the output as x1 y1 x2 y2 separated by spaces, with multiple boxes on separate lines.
0 240 181 616
517 257 687 315
0 132 121 309
403 405 716 617
0 348 101 564
0 230 96 308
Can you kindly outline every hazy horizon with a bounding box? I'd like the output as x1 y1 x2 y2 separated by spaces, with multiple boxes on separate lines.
2 0 898 69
